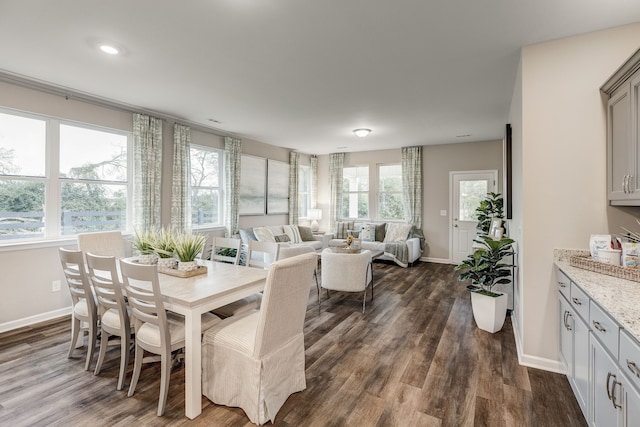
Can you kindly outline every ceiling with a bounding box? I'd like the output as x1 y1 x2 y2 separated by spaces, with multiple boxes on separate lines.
1 1 639 155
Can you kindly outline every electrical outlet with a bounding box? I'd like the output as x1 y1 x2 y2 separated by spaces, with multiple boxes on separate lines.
51 280 61 292
440 210 447 216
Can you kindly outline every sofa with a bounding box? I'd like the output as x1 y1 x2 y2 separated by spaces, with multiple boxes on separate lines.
327 221 423 268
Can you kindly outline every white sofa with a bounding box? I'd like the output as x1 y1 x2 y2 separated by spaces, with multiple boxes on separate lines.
327 221 422 267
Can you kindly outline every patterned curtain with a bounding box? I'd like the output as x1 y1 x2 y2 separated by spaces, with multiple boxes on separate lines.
224 136 242 237
402 146 422 228
171 124 191 231
288 152 299 225
310 155 318 209
132 113 163 230
329 152 344 231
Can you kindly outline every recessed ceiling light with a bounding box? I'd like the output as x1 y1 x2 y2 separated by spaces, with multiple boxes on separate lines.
208 118 221 124
336 146 348 149
99 44 119 55
456 133 471 138
353 128 371 138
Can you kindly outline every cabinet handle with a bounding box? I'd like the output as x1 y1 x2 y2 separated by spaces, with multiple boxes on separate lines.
593 321 606 333
558 281 567 288
606 372 614 401
572 297 582 306
627 359 640 378
611 376 622 410
563 311 572 331
630 175 634 193
624 175 629 193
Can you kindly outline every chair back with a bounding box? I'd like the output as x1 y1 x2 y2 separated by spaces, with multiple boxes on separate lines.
59 248 97 315
253 253 317 358
119 259 169 349
86 252 128 327
77 231 125 259
321 249 373 292
247 240 280 269
211 237 241 265
277 245 315 260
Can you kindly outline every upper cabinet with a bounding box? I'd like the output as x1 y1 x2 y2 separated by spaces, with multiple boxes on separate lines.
602 48 640 205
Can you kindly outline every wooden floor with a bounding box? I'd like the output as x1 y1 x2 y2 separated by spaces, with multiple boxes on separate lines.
0 261 587 426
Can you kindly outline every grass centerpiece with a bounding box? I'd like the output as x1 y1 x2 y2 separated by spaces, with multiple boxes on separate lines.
174 232 207 271
152 227 177 269
132 228 158 264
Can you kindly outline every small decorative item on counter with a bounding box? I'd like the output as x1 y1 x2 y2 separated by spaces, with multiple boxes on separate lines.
589 234 612 261
622 242 640 268
598 248 622 266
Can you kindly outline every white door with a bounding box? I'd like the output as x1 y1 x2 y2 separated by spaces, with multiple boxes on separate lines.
450 170 497 264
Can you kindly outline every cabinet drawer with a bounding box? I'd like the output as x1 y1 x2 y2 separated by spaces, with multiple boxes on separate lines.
589 301 620 357
570 283 589 322
557 270 571 300
620 329 640 391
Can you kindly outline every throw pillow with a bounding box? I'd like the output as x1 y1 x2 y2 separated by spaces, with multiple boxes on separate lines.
383 223 413 243
359 223 376 242
273 234 291 243
253 226 276 242
238 228 258 244
375 222 387 242
347 229 360 238
334 221 354 239
297 225 316 242
283 224 302 243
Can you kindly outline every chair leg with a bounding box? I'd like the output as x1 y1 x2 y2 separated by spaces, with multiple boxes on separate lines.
85 320 97 371
117 333 131 391
128 344 143 397
157 352 171 416
68 316 80 359
362 291 366 314
94 329 109 375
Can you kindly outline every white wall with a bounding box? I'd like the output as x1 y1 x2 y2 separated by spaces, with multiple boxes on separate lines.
513 22 640 368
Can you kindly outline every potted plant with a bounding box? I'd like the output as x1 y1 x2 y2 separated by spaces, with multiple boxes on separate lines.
173 232 207 271
132 228 158 264
455 234 514 333
152 227 177 269
476 192 504 235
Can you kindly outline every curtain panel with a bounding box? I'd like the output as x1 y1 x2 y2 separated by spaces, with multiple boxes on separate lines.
329 152 344 231
288 152 299 225
132 113 163 230
401 145 422 228
310 155 318 209
224 137 242 237
171 124 191 231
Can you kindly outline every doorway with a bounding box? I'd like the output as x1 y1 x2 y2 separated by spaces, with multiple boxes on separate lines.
450 170 498 264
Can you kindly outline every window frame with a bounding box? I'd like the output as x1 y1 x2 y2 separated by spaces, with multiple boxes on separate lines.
189 144 224 229
342 165 370 220
377 163 404 221
298 164 311 218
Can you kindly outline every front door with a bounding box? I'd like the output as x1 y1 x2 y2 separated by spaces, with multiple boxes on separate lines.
450 170 497 264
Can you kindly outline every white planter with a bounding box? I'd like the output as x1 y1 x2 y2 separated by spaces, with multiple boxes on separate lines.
138 253 158 265
470 291 508 333
157 257 177 269
178 261 198 272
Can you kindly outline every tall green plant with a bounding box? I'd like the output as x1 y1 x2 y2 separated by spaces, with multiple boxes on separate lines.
132 228 157 255
455 235 514 296
151 227 176 259
476 192 504 235
173 232 207 262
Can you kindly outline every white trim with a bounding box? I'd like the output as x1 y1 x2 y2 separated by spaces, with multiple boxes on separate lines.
511 312 564 374
420 256 451 264
0 307 71 333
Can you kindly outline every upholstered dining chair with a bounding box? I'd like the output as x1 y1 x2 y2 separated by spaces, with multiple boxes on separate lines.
202 252 318 425
212 240 279 319
58 248 98 371
211 236 241 265
320 248 374 313
278 245 320 301
119 259 221 416
77 230 125 260
85 252 131 391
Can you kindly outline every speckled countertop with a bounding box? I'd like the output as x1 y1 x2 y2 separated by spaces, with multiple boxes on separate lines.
554 249 640 343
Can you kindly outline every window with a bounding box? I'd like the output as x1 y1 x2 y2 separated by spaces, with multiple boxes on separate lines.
342 166 369 219
378 164 404 220
0 109 131 241
298 164 310 217
190 145 223 228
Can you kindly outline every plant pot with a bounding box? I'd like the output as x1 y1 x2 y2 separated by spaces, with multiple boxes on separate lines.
470 290 507 333
138 253 158 265
177 261 198 272
157 257 177 269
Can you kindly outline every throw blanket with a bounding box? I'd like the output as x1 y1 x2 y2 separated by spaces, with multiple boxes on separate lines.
384 242 409 268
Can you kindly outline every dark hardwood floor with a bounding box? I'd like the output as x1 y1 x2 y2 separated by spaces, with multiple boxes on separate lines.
0 261 587 426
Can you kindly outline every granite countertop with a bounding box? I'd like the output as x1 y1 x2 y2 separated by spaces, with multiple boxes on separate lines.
554 249 640 343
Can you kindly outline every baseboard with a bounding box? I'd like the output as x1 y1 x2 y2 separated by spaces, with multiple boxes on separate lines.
420 256 452 264
511 313 564 374
0 307 71 333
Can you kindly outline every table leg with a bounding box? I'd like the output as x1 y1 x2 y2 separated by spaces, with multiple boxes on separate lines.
184 311 202 419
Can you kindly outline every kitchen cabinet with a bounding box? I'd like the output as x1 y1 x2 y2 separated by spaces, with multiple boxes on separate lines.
603 48 640 205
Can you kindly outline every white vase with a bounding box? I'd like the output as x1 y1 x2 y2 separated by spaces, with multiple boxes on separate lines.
470 291 508 333
138 253 158 265
178 261 198 272
157 257 177 269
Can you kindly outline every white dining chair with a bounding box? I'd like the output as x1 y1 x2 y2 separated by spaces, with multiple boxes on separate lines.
211 236 241 265
202 252 317 425
77 230 126 260
119 258 221 416
58 248 98 371
85 252 131 391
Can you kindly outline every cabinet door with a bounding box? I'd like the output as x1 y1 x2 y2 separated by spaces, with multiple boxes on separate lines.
632 72 640 202
591 334 622 426
608 82 632 202
621 374 640 427
574 313 589 418
559 295 573 375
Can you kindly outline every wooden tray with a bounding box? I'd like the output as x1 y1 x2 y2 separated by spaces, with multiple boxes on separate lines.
158 265 207 278
569 255 640 283
331 246 361 254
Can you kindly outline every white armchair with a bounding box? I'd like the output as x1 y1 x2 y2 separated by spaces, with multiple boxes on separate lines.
320 248 373 313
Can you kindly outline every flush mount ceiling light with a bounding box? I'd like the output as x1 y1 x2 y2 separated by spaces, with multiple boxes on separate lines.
353 128 372 138
99 44 119 55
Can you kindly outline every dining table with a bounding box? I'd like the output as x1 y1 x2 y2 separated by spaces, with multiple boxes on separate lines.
148 259 268 419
